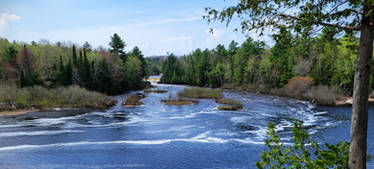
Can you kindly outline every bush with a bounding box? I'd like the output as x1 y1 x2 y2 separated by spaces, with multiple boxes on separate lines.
177 87 223 99
304 85 343 105
257 121 349 169
284 76 314 97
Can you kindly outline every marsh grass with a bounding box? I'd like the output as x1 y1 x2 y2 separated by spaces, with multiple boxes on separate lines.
0 85 115 110
215 98 244 110
177 87 223 99
161 98 199 105
123 93 146 107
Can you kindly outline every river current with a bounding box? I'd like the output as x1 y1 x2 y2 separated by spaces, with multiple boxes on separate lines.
0 83 373 168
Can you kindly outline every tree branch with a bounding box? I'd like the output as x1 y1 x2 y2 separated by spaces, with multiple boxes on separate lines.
278 13 360 31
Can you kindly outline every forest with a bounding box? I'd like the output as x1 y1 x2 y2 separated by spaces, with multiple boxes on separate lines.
0 33 148 95
159 27 362 104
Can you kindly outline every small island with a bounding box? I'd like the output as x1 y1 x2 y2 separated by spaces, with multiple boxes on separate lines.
177 88 223 99
123 93 147 107
144 89 168 94
215 99 244 111
161 97 199 105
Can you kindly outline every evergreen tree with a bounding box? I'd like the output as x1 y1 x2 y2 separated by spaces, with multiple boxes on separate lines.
72 45 78 65
270 27 294 87
79 50 83 66
228 40 238 82
64 59 73 86
22 44 34 86
109 33 127 62
57 55 65 86
97 58 112 93
82 41 92 52
83 49 92 89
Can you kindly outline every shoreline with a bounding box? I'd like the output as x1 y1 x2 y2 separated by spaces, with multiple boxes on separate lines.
157 81 373 107
0 109 39 116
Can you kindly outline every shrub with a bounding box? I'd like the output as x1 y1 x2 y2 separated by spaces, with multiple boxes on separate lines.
257 121 349 169
284 76 314 97
0 85 115 109
304 85 344 105
0 85 17 104
177 87 223 99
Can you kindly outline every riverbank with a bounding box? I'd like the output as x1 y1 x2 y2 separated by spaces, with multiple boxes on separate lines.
0 109 39 116
0 85 117 116
157 81 366 106
220 83 374 106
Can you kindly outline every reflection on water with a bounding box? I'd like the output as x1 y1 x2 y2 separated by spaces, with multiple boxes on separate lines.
0 83 373 168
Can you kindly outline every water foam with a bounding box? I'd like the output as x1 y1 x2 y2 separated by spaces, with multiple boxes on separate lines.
0 130 83 137
0 132 266 151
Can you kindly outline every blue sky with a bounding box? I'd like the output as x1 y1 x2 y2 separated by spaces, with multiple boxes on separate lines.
0 0 270 56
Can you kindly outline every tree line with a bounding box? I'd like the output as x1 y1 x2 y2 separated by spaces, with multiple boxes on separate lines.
0 33 148 95
160 27 360 95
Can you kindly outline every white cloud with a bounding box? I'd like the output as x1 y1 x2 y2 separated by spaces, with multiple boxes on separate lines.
0 13 20 33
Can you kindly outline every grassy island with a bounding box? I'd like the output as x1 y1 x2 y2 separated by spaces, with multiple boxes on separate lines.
123 93 147 107
161 98 199 105
177 88 223 99
215 99 244 111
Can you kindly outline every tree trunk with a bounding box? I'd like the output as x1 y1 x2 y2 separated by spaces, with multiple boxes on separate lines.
348 2 374 169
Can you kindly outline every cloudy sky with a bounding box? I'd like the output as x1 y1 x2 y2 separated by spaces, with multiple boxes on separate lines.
0 0 270 56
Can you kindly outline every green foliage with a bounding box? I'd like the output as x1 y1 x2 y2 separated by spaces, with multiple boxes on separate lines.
123 56 144 90
0 34 148 95
160 53 184 84
270 27 294 87
256 121 349 169
157 29 359 95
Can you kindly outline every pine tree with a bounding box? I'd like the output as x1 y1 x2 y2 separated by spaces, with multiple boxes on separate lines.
72 45 78 66
22 44 33 86
270 27 294 87
83 49 92 89
79 50 83 66
97 58 112 93
65 59 73 86
82 41 92 52
109 33 127 62
57 55 65 86
228 41 238 82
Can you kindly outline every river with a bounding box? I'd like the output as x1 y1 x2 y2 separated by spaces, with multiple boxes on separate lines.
0 83 373 168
